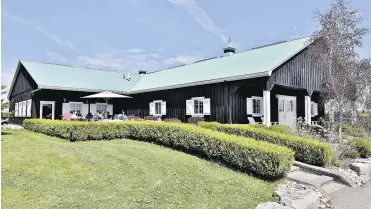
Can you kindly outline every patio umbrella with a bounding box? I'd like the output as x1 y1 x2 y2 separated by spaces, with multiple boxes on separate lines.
81 91 132 117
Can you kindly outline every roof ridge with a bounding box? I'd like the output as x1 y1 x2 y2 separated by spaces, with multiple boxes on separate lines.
146 36 309 75
20 60 125 74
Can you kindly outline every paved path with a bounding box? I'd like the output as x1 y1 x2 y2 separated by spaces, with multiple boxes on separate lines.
331 181 371 209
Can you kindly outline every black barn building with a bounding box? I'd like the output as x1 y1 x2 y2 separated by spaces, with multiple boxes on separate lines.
8 37 325 127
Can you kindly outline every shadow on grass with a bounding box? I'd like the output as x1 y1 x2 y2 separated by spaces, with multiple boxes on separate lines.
1 131 12 136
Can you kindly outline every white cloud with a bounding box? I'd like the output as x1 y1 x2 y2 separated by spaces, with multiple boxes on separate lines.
168 0 227 43
67 41 80 52
126 48 148 53
164 55 198 65
45 50 69 62
2 13 80 52
77 48 165 71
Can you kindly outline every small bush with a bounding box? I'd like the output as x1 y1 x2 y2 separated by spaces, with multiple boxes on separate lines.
144 115 161 121
342 149 360 159
199 122 333 166
23 119 294 178
342 124 366 138
348 138 371 158
188 117 205 125
127 115 140 121
163 118 182 123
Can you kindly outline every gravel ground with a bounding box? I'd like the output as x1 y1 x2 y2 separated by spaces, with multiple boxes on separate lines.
1 124 23 129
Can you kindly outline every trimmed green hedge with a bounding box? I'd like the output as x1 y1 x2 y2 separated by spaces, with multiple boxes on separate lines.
348 138 371 158
199 122 333 166
23 119 294 178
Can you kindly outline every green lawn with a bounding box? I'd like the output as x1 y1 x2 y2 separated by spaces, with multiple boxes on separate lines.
2 129 280 209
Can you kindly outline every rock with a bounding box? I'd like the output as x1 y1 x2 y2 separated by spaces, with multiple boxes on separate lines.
255 202 291 209
319 204 327 208
357 182 362 186
355 158 371 165
349 163 371 176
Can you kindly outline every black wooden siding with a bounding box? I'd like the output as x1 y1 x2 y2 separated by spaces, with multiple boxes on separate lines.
267 48 324 94
8 65 38 124
122 77 268 124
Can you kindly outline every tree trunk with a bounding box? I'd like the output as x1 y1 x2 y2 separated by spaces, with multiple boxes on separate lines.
338 109 343 143
351 100 357 125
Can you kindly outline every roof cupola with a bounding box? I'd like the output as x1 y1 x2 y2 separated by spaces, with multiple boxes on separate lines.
223 37 235 56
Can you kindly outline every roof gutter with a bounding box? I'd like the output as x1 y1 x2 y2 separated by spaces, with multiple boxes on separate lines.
128 71 271 94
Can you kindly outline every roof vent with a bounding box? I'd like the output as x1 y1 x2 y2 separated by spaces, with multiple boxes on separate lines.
223 36 235 56
123 71 131 80
138 69 147 75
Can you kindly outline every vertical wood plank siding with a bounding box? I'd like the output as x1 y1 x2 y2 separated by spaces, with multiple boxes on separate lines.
8 65 38 124
267 48 323 94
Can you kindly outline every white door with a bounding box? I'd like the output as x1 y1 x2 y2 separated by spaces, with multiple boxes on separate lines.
277 95 296 128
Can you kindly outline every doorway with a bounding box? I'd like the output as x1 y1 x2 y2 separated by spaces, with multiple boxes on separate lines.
40 101 55 120
277 95 297 128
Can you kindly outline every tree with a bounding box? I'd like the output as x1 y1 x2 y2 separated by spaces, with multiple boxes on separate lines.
1 85 11 119
308 0 369 141
346 58 371 124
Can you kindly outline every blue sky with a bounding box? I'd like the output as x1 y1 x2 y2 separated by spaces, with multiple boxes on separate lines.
2 0 371 89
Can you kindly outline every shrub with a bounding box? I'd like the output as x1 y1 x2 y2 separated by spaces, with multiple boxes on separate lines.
127 115 140 121
342 124 366 138
199 122 333 166
348 138 371 158
198 121 220 130
23 119 294 178
163 118 182 123
144 115 161 121
188 116 205 124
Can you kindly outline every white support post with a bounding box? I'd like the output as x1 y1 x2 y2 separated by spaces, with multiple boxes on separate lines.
305 96 311 125
263 91 271 127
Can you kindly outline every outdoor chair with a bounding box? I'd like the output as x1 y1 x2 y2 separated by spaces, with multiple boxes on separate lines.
63 113 71 121
248 117 263 125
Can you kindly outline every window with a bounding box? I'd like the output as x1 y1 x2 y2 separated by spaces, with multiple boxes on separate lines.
194 99 204 114
96 103 107 113
70 103 82 114
278 99 284 112
253 99 261 114
311 102 318 116
155 102 161 115
286 100 294 112
150 100 166 116
186 97 210 116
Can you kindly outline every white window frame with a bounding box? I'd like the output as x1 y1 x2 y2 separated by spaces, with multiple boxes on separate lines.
311 102 318 116
69 102 83 114
188 97 210 117
40 101 55 120
96 102 107 114
153 100 163 116
251 96 263 116
15 102 19 117
193 98 204 116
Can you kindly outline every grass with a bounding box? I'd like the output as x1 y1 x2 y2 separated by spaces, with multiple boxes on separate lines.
2 129 280 209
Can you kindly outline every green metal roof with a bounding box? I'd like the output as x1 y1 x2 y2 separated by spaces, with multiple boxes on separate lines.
131 37 310 92
19 61 139 93
10 37 310 96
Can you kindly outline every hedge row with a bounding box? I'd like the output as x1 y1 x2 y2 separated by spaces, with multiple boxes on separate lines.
348 138 371 158
23 119 294 178
199 122 333 166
